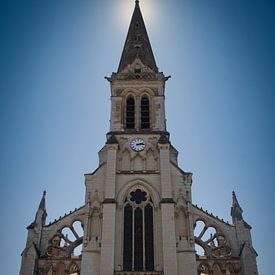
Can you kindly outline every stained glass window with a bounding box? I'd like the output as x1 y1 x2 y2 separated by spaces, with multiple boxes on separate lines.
145 204 154 270
130 189 147 204
123 189 154 271
123 204 133 271
134 208 143 270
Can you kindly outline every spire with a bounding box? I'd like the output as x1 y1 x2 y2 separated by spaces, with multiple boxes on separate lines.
231 191 243 222
117 0 158 73
27 191 47 229
39 190 46 210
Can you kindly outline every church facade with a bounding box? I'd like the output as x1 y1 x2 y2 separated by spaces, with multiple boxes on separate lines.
20 2 258 275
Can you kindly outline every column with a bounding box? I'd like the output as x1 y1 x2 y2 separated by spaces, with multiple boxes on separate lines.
100 143 118 274
158 142 178 274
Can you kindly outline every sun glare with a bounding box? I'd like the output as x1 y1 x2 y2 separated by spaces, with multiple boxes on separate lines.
117 0 155 27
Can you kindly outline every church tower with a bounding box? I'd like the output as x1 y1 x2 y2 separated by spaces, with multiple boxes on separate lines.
20 1 258 275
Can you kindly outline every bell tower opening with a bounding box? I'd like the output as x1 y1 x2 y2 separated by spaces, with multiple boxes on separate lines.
140 95 150 129
126 96 135 129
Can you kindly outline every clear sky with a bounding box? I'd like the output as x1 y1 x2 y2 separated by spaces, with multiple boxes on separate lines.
0 0 274 274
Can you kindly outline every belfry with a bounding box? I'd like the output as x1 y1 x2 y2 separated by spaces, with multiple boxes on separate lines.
20 1 258 274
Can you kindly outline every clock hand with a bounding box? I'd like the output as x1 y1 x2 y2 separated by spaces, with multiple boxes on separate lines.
136 143 144 146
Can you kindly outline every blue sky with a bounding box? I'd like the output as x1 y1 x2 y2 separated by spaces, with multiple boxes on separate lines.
0 0 274 274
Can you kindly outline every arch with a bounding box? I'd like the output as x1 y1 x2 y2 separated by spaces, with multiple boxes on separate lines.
195 243 205 256
140 95 150 129
126 95 135 129
121 88 139 97
47 214 85 242
138 88 155 96
46 222 84 259
122 187 155 271
71 220 84 237
117 179 160 208
194 219 232 258
194 220 206 238
121 88 155 97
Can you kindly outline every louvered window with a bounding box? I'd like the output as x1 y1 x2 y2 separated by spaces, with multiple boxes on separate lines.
126 96 135 129
140 96 150 129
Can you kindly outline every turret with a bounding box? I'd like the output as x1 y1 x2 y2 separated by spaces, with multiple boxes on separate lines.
20 191 47 275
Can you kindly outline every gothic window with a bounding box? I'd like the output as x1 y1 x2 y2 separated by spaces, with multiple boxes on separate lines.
123 188 154 271
126 96 135 129
140 95 150 129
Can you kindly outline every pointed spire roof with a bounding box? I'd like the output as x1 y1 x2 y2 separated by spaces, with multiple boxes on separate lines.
27 191 47 229
39 190 46 210
231 191 243 221
117 0 158 73
232 191 241 207
231 191 252 229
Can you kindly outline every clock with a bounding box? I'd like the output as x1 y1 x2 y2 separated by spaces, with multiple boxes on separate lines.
130 138 146 152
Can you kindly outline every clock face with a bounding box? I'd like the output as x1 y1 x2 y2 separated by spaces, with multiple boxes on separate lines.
130 138 146 152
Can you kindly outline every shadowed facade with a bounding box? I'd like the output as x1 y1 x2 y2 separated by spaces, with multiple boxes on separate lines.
20 1 258 274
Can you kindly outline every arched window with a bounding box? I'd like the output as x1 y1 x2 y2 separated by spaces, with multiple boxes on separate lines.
140 96 150 129
126 96 135 129
123 188 154 271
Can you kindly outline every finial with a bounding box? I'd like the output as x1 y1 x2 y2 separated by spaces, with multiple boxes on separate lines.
135 0 139 5
43 190 46 197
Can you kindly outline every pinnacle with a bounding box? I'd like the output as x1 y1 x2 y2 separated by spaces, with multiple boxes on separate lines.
39 190 47 210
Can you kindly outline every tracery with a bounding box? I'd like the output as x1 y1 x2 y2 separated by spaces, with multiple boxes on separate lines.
39 221 83 275
123 188 154 271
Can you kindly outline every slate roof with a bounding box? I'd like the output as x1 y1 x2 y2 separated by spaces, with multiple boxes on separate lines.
117 0 158 73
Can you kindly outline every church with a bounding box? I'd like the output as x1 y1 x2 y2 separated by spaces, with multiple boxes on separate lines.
20 1 258 274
